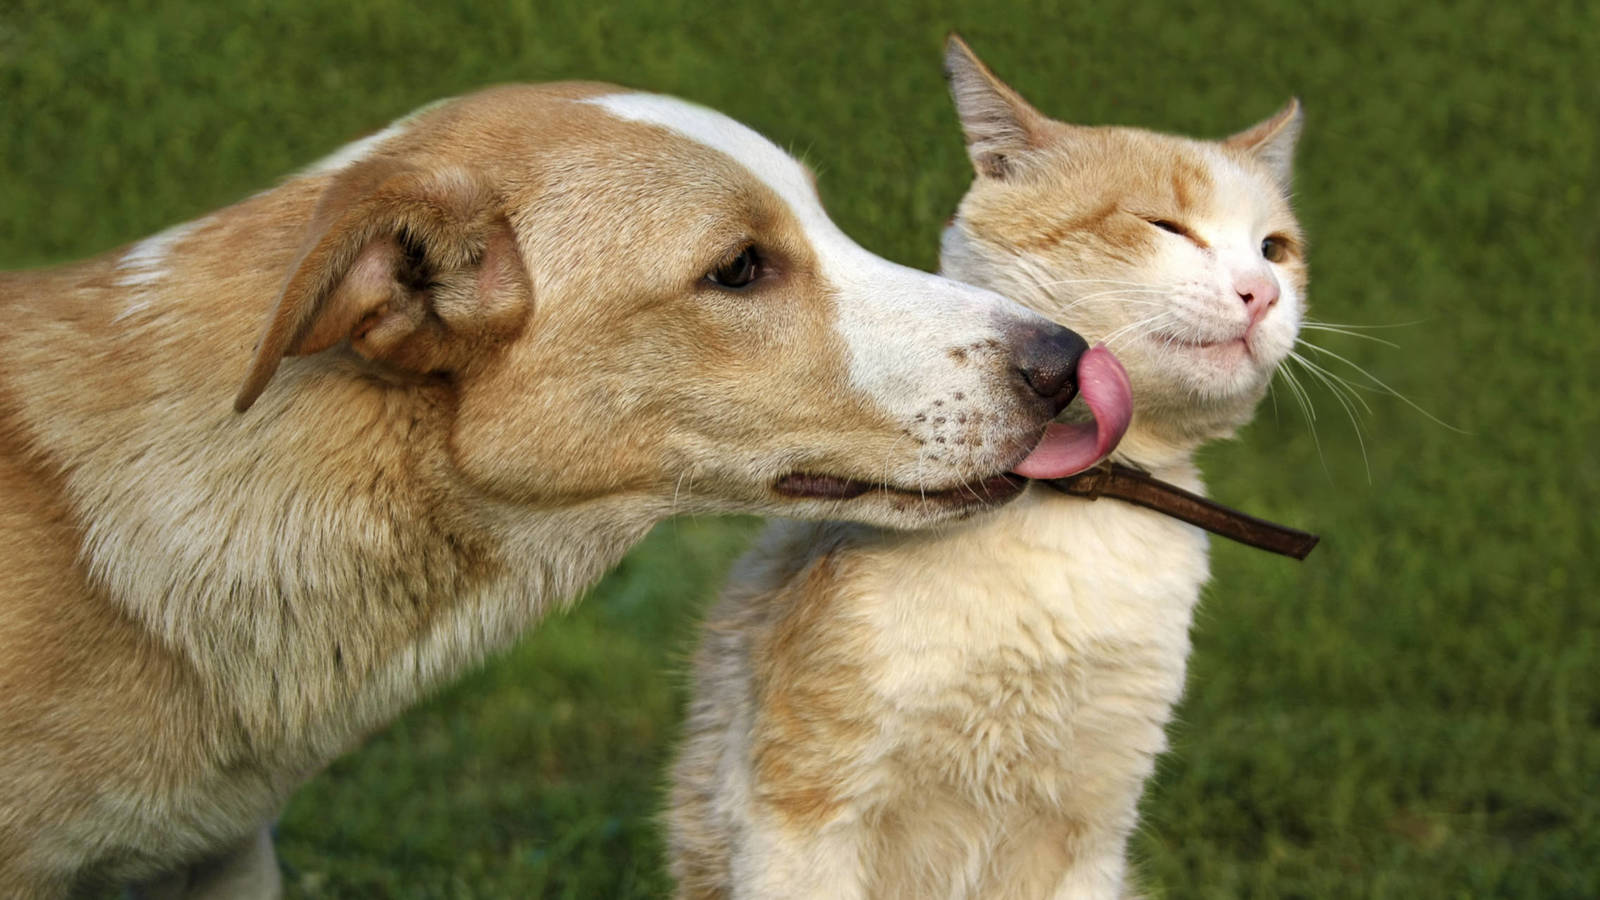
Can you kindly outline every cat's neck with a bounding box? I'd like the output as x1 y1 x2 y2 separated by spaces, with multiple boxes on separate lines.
1105 421 1209 491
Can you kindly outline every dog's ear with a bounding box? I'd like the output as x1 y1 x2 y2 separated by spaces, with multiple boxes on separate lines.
1223 98 1303 195
944 33 1052 180
233 160 532 412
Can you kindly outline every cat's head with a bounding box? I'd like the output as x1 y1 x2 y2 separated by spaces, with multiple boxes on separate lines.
939 35 1305 457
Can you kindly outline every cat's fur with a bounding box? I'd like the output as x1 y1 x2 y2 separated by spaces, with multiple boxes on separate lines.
666 37 1307 900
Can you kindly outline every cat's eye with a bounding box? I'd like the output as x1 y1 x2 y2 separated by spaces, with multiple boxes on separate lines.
1140 216 1203 245
707 245 762 289
1261 236 1291 263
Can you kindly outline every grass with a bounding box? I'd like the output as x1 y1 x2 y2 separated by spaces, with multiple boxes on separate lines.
3 0 1596 896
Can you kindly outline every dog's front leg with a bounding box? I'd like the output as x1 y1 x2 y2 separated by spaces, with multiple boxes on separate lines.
125 826 281 900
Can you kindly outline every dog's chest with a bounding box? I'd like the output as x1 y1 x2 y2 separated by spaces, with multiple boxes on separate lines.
853 488 1209 810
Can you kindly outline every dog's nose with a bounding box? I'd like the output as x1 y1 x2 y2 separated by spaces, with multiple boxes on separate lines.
1012 321 1089 413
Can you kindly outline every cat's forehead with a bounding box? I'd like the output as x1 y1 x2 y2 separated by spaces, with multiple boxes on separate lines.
1071 127 1286 220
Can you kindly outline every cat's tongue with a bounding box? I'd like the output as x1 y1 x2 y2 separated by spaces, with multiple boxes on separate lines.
1010 345 1133 480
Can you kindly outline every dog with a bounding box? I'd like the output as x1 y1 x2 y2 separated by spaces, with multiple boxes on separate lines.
0 82 1097 898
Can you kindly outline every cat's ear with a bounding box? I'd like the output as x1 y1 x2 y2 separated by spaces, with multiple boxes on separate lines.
944 33 1051 180
1225 98 1303 194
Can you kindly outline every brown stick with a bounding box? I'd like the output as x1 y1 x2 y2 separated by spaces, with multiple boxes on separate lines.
1043 462 1320 560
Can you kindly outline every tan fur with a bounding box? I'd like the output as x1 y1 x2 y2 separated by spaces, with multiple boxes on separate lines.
668 38 1308 899
0 82 1078 897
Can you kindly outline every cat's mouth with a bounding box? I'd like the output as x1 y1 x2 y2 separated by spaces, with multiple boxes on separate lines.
1156 331 1253 358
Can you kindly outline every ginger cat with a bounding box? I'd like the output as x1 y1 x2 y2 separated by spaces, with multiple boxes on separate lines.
667 36 1306 900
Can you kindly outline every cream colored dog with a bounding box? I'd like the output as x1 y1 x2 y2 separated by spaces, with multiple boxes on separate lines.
0 83 1098 898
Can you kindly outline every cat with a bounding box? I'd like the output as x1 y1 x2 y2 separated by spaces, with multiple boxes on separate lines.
666 35 1307 900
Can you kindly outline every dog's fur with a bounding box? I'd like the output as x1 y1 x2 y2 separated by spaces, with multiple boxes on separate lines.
0 82 1087 898
667 38 1306 899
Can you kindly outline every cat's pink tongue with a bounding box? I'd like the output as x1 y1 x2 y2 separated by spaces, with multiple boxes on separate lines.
1010 345 1133 479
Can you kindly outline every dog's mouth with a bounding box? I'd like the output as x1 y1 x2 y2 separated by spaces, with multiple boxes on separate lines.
775 346 1133 511
773 470 1028 509
1008 345 1133 479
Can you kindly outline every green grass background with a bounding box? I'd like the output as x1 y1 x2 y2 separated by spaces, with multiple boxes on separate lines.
3 0 1596 896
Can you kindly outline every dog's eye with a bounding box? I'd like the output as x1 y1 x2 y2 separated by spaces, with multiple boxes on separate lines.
1261 235 1291 263
707 246 761 289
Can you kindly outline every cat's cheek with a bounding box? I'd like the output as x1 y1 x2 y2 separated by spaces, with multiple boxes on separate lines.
1253 309 1302 370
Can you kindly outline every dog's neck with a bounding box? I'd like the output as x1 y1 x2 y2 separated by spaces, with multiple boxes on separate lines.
135 392 655 764
0 218 659 768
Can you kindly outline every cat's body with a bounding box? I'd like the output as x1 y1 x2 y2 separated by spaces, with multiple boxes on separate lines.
667 38 1307 900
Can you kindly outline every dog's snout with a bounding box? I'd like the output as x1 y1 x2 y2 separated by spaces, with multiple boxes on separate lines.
1012 322 1089 412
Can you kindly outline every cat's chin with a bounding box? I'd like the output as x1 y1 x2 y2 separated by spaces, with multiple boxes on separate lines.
1130 351 1278 436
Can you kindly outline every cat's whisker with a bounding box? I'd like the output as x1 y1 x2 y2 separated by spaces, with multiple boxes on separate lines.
1109 309 1177 335
1302 317 1431 331
1031 278 1153 288
1060 297 1168 317
1275 358 1316 424
1099 311 1177 349
1010 264 1176 316
1160 325 1187 355
1289 349 1375 417
1295 339 1467 433
1057 291 1171 313
1287 351 1372 481
1056 285 1171 296
1274 362 1332 478
1062 287 1173 300
1297 323 1401 349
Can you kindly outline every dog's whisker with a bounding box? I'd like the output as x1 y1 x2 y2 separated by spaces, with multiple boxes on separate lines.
670 471 687 516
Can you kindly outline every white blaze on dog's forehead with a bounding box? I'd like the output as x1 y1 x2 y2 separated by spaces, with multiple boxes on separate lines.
582 92 1028 416
583 93 825 233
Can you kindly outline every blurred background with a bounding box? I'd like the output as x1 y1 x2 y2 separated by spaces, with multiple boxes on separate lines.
3 0 1595 896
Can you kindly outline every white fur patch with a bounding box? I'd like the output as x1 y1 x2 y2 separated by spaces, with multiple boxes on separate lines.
300 121 412 177
114 220 201 292
582 93 1035 425
299 99 449 177
113 220 206 322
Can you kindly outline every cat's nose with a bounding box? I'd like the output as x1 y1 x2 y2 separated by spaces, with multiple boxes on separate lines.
1011 321 1090 413
1236 271 1280 322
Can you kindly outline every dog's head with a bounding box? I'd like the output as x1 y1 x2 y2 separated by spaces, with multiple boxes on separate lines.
235 85 1118 528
